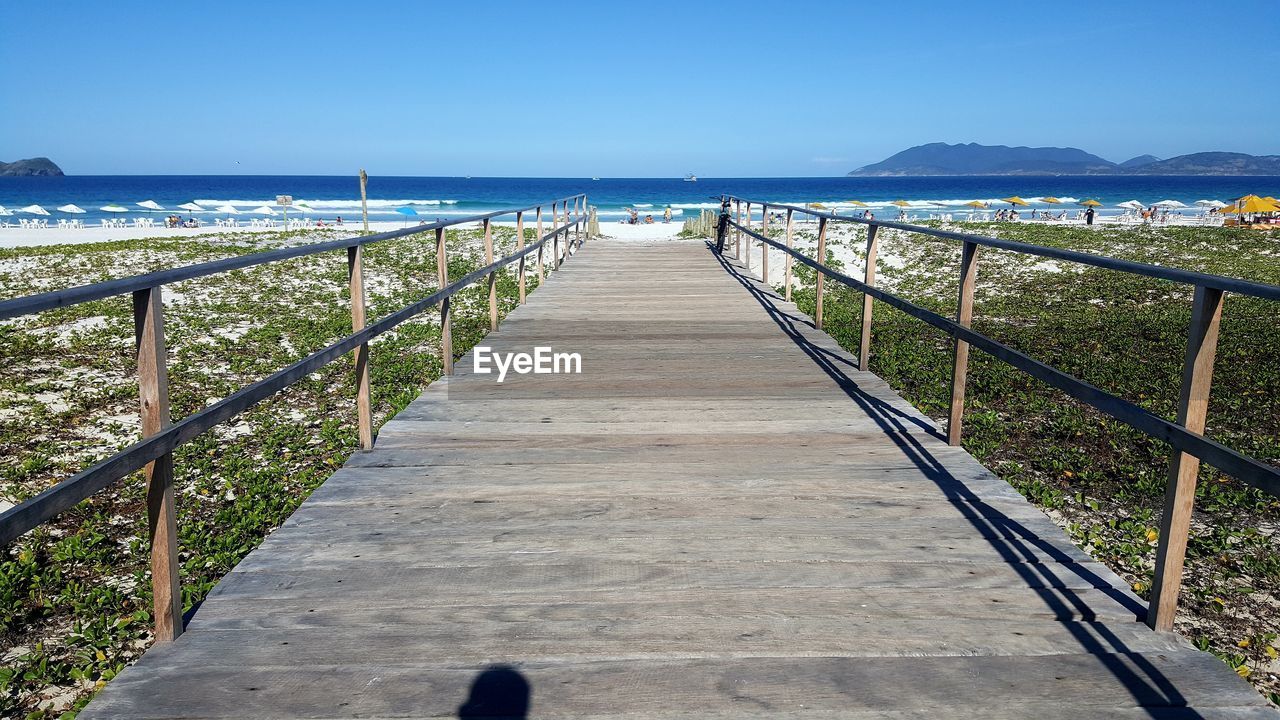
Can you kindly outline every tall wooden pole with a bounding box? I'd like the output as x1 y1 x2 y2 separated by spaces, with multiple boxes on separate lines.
734 200 742 260
1148 285 1225 631
359 169 369 233
947 241 980 445
133 286 182 642
552 202 560 270
760 204 769 284
859 225 880 371
348 246 372 450
536 206 545 280
436 228 453 375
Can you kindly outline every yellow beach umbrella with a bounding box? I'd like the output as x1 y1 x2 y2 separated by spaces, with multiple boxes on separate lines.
810 202 827 209
1220 195 1280 214
843 200 869 207
964 200 989 208
891 200 911 207
1042 197 1062 204
1078 199 1103 207
1002 196 1030 206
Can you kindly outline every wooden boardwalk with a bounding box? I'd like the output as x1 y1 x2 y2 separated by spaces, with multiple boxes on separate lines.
82 239 1274 718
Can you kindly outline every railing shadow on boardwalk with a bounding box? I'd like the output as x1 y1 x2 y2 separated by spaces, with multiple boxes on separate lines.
708 242 1205 718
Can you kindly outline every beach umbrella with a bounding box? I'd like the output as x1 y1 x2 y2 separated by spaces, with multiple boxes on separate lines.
137 200 164 211
178 202 206 213
100 204 129 213
1042 197 1062 204
20 204 51 215
56 204 86 214
809 202 827 209
250 205 276 215
1194 200 1227 208
1116 200 1145 210
890 200 911 207
0 208 11 216
1001 196 1030 207
395 205 418 227
1153 200 1187 209
216 205 241 216
1078 199 1103 207
964 201 989 208
1220 195 1280 214
843 200 869 207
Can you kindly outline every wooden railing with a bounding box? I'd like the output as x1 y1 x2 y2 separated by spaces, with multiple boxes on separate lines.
718 195 1280 632
0 194 591 641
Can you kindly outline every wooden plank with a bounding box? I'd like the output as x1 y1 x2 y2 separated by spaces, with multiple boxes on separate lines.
79 239 1269 720
1148 285 1225 631
132 286 182 642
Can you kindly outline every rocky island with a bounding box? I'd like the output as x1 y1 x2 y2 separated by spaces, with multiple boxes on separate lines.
0 157 64 177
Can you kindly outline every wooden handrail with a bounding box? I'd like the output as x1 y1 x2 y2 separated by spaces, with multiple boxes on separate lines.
722 203 1280 633
0 196 588 641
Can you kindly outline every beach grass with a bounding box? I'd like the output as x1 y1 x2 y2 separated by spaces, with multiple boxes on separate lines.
782 220 1280 703
0 225 538 717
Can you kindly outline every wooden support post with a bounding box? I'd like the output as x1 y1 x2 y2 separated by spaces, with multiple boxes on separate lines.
1148 285 1225 632
734 200 742 259
582 196 589 242
132 286 182 643
436 227 453 375
814 217 828 328
859 225 880 371
516 211 526 304
744 202 752 271
359 169 369 233
552 202 560 271
347 246 372 450
536 206 544 280
574 197 582 249
784 209 794 302
761 204 769 284
484 218 497 331
947 241 980 446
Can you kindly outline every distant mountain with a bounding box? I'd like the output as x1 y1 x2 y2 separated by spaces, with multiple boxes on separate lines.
848 144 1280 176
849 143 1116 176
0 157 63 177
1119 154 1160 169
1125 152 1280 176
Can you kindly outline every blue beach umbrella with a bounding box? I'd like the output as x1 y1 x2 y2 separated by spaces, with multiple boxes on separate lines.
395 206 418 227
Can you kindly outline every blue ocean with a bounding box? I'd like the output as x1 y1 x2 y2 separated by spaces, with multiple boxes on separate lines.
1 175 1277 224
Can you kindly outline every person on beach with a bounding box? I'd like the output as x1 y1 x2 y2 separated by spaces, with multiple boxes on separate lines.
663 206 672 223
1085 206 1095 226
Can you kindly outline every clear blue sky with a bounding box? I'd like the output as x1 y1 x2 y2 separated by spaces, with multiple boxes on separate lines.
2 0 1276 176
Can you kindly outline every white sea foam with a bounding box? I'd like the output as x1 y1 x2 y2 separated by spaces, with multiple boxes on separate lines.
193 198 459 209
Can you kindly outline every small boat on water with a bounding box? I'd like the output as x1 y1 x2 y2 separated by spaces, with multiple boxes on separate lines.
684 173 697 182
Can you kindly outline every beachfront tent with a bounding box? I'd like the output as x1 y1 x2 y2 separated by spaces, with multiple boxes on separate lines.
1195 200 1227 209
100 204 129 213
1002 196 1030 207
1153 200 1188 209
56 204 86 214
1078 199 1103 207
1117 200 1145 210
178 202 206 213
19 205 51 215
137 200 164 211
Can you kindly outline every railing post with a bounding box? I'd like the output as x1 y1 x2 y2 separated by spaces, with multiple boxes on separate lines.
744 202 752 271
574 197 582 249
484 218 497 331
536 206 545 280
784 209 794 302
814 217 828 328
436 227 453 375
552 202 560 270
947 240 980 445
516 211 526 304
859 225 880 371
132 286 182 642
1148 285 1225 631
582 196 589 242
760 203 769 284
715 202 729 254
734 199 742 259
347 246 373 450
